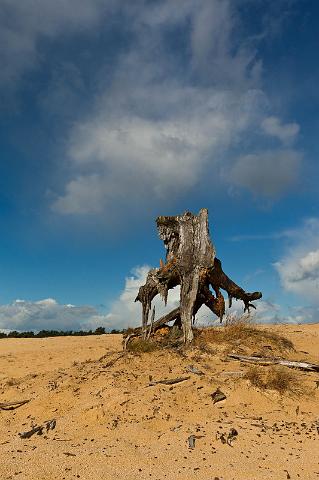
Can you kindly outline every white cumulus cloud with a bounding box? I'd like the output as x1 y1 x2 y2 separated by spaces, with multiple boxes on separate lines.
261 116 299 145
0 298 111 332
50 1 301 216
0 0 303 219
274 218 319 304
53 88 265 215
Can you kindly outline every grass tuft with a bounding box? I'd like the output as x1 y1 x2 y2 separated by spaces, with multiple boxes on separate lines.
244 366 264 389
266 366 302 395
126 338 158 353
245 365 303 396
195 314 294 355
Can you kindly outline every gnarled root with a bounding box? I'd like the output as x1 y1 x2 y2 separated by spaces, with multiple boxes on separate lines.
127 257 261 348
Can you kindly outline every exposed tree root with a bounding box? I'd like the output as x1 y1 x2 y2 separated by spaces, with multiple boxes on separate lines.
130 209 262 346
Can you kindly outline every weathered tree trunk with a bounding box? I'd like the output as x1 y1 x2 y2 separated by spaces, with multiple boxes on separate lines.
134 209 262 344
175 209 215 342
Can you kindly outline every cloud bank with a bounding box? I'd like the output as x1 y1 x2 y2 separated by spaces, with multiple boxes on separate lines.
228 149 302 197
0 0 109 87
0 1 303 219
0 298 110 332
0 0 301 218
275 218 319 305
3 245 318 333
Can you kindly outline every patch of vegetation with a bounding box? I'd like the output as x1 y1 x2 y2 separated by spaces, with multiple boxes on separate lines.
125 325 184 353
125 315 295 360
126 338 158 353
266 366 303 395
245 365 303 396
244 366 264 389
195 314 294 354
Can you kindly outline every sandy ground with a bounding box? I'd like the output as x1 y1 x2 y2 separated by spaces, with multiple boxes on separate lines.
0 325 319 480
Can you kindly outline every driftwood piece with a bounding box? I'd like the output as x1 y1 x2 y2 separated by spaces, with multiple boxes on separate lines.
0 399 30 411
185 365 205 376
19 425 44 439
123 333 138 350
187 434 204 449
134 208 262 344
216 428 238 446
227 354 319 372
148 376 190 386
211 388 227 404
19 419 56 439
147 306 155 340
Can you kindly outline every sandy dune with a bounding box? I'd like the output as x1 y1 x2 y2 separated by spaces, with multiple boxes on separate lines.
1 325 319 480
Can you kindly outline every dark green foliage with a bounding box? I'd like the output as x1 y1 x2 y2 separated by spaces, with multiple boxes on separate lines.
94 326 106 335
0 326 121 339
7 330 20 338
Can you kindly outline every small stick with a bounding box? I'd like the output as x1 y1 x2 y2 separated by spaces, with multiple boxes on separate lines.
148 376 190 386
19 419 56 439
147 306 155 340
102 352 125 368
0 399 30 411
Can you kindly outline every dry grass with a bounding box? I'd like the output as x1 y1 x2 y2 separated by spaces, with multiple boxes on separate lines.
266 366 303 395
244 366 264 389
195 314 294 355
126 338 158 353
126 314 294 361
245 365 303 396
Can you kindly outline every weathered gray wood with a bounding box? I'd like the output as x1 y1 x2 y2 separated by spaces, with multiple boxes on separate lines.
133 208 262 344
148 376 190 386
0 399 30 410
18 419 56 439
175 209 215 342
125 307 180 337
147 306 155 340
227 354 319 372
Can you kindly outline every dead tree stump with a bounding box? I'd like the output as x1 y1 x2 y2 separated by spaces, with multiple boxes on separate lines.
135 209 262 343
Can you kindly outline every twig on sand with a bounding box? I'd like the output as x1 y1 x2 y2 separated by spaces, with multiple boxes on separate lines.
0 399 30 411
19 419 56 439
102 352 126 368
185 365 205 376
211 388 227 404
188 434 204 449
148 376 190 387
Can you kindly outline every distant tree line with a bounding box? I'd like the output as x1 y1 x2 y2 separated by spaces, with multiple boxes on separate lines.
0 326 123 339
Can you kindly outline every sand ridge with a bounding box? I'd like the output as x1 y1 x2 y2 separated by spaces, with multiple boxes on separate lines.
0 325 319 480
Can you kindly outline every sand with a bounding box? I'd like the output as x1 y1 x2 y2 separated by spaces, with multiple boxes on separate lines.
0 325 319 480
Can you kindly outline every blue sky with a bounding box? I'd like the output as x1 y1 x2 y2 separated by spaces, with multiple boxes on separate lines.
0 0 318 331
